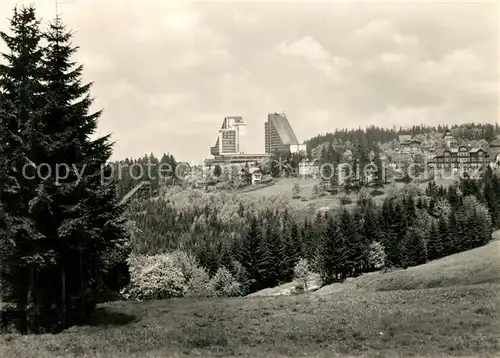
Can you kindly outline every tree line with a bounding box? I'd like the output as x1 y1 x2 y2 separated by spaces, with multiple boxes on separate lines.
109 153 178 200
0 6 128 333
127 167 500 296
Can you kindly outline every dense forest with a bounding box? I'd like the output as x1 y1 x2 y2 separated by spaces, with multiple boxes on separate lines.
109 153 178 200
124 167 500 297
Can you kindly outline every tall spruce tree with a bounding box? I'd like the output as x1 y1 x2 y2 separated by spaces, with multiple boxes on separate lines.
41 15 129 329
0 5 48 333
240 216 262 291
257 222 280 288
401 227 427 268
0 8 129 332
385 201 407 267
319 214 348 283
426 221 442 261
437 215 453 257
338 208 363 277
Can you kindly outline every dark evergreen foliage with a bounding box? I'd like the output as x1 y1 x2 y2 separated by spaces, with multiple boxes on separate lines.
401 228 428 268
0 7 128 333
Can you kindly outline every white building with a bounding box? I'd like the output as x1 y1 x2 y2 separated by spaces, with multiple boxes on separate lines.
298 160 320 178
249 167 262 184
290 143 307 154
488 136 500 168
210 116 247 156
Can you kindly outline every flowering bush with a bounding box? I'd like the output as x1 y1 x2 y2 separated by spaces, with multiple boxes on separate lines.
121 254 185 301
293 258 312 291
367 241 386 269
121 251 244 300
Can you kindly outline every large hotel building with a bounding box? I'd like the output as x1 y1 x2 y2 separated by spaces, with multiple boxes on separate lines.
205 113 305 167
265 112 305 154
210 116 247 156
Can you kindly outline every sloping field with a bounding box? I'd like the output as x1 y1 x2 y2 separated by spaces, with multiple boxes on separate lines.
250 230 500 299
353 239 500 292
248 232 500 298
1 236 499 357
316 236 500 295
1 284 498 358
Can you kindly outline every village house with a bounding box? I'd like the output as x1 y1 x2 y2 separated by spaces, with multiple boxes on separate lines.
400 138 422 154
431 145 489 173
488 135 500 168
443 129 459 148
298 159 320 178
249 167 262 184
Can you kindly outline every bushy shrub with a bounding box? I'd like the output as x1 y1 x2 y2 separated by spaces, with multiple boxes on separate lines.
121 254 185 301
293 258 312 291
122 250 217 300
170 250 202 284
184 267 211 298
215 182 231 190
432 198 452 218
207 267 242 297
122 251 247 300
367 241 386 269
290 283 305 295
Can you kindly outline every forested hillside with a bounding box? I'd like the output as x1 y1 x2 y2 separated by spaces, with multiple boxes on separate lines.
122 167 500 299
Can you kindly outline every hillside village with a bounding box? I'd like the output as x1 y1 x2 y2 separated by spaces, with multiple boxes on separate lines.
173 121 500 194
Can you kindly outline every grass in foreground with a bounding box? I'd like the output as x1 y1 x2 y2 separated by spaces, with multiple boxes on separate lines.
0 283 498 358
2 232 499 358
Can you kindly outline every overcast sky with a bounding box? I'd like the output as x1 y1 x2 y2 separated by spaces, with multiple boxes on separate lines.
1 0 498 163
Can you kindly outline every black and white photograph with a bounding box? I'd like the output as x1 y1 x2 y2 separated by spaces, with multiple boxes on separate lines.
0 0 499 357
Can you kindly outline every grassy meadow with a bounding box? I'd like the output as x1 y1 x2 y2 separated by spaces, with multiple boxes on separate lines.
230 177 457 218
1 233 499 358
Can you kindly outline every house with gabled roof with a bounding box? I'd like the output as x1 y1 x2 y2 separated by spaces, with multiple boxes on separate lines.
488 135 500 168
431 145 489 172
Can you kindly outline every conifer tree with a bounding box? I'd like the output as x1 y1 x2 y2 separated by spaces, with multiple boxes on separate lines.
256 229 275 287
257 221 282 287
0 9 129 332
437 215 453 257
240 216 262 291
278 217 295 282
289 220 303 265
301 218 317 261
318 215 338 283
42 15 128 329
384 201 407 267
483 167 500 227
0 5 48 333
426 221 442 261
338 208 362 277
401 227 427 268
319 214 349 283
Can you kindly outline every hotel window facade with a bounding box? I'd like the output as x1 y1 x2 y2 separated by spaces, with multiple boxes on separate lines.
433 146 489 171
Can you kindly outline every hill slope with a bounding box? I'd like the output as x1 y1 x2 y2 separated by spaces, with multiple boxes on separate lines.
1 237 499 357
317 236 500 295
249 232 500 297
